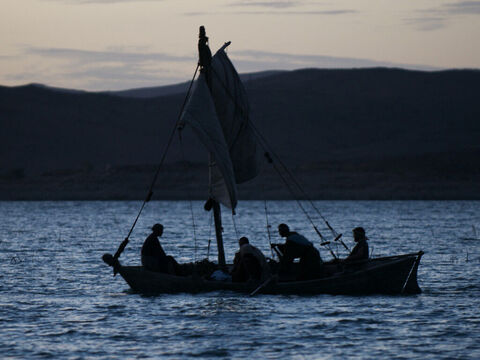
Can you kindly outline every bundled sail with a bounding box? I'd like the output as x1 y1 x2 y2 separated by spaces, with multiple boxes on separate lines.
180 43 260 210
179 74 238 209
210 45 259 184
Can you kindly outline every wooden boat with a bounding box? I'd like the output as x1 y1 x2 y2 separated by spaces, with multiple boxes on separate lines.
103 27 424 296
104 251 423 295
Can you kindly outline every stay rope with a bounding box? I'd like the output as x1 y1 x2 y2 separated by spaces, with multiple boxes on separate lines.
266 153 326 242
262 186 275 258
207 211 213 259
178 130 198 262
231 212 239 241
112 64 200 261
251 123 337 240
208 63 338 242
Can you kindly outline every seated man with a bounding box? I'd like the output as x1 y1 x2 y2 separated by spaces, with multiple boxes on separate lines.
231 237 270 283
273 223 323 280
141 223 178 274
344 227 369 262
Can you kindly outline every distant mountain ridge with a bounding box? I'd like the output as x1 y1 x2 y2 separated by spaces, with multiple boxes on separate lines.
17 70 286 98
1 67 479 199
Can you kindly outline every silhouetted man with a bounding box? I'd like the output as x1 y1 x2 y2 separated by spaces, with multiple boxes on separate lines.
344 227 369 262
272 223 323 280
141 223 177 274
231 237 270 282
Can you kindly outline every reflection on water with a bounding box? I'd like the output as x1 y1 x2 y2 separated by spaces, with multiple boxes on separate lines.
0 200 479 358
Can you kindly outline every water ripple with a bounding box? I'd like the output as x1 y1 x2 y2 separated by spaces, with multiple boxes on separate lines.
0 200 479 359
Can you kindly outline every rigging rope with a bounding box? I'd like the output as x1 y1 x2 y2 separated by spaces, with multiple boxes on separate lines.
231 213 239 241
270 156 326 242
178 130 198 262
251 124 338 239
207 211 213 259
262 187 275 258
112 64 200 261
208 63 338 240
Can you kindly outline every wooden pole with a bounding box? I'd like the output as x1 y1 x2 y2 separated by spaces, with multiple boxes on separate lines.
199 26 227 270
213 201 226 269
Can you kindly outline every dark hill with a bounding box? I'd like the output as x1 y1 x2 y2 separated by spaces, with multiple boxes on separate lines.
1 68 479 200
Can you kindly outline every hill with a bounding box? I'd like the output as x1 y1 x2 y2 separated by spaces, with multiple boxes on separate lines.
1 68 479 199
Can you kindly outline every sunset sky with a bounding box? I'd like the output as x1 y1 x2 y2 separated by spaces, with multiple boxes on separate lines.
1 0 479 90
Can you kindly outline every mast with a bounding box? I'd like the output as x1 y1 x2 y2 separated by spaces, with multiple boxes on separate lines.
199 26 226 269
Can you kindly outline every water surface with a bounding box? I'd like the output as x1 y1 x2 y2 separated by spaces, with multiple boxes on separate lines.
1 201 479 359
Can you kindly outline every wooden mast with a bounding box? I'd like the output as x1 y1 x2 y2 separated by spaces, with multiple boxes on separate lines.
198 26 226 269
213 202 226 268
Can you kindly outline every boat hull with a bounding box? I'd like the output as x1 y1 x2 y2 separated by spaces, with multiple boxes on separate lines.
113 252 423 296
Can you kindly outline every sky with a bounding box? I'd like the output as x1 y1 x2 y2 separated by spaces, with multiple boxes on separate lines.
1 0 480 91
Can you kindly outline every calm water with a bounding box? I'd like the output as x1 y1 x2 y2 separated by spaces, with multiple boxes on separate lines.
1 200 479 359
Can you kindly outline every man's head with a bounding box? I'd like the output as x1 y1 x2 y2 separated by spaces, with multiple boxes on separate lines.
352 227 366 242
239 236 249 247
152 223 164 236
278 223 290 237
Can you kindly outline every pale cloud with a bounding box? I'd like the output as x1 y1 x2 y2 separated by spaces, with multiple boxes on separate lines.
185 9 357 16
8 45 194 90
187 0 357 16
404 16 447 32
229 1 302 8
233 50 439 72
25 46 190 64
1 44 440 90
444 1 480 14
42 0 163 3
405 1 480 31
234 9 357 15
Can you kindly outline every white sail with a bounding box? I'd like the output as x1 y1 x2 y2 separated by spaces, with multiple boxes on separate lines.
210 47 260 184
179 44 259 210
179 74 238 209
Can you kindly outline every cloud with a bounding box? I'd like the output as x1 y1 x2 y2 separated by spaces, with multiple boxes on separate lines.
42 0 163 4
0 55 19 60
186 0 357 16
404 16 448 31
235 9 357 15
62 64 185 90
5 45 438 91
10 45 194 90
232 50 439 72
25 46 190 64
444 1 480 14
229 1 303 9
405 1 480 31
185 9 357 16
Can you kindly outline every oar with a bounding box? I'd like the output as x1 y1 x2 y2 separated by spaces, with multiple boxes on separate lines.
249 276 274 296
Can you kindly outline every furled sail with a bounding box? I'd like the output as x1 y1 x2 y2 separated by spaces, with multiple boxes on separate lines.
179 43 260 210
179 74 238 209
210 46 260 184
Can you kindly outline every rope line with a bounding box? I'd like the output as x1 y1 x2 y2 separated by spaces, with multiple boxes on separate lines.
207 211 213 259
250 122 337 239
114 64 200 260
208 57 338 239
263 187 275 258
178 130 198 262
231 212 239 240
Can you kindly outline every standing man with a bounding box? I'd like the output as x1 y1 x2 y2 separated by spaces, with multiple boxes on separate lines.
141 223 177 274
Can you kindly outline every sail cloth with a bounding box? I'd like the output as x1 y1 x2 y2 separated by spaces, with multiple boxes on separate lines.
179 44 260 210
210 47 260 184
179 74 238 209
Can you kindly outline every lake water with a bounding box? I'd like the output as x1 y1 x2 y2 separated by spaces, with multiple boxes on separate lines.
1 200 479 359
